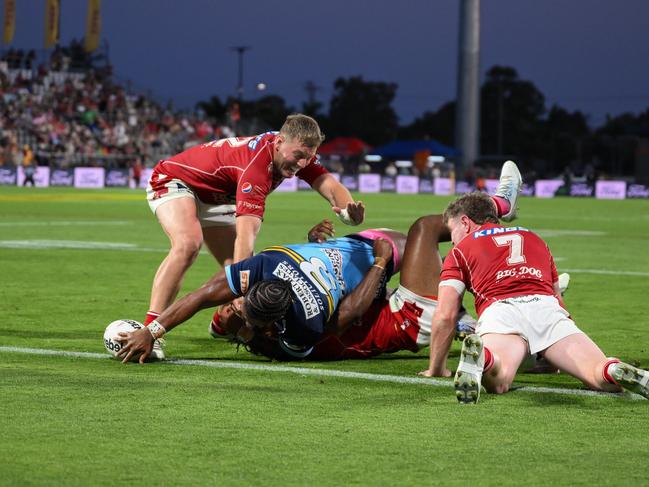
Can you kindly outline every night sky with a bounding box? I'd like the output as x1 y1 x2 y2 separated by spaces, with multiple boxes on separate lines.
5 0 649 127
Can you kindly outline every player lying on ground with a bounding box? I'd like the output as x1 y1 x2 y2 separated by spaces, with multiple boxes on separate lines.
116 161 522 363
142 114 365 354
116 225 402 363
211 216 477 361
423 191 649 402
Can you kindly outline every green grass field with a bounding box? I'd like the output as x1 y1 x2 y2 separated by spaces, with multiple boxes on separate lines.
1 186 648 486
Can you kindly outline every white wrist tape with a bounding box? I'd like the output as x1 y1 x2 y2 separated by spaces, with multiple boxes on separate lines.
147 320 167 339
337 208 358 226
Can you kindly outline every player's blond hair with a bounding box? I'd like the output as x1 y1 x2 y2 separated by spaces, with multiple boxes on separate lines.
443 192 499 225
280 114 325 148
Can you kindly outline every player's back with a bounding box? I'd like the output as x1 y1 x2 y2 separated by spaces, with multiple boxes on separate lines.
450 224 557 315
284 236 376 296
153 133 276 200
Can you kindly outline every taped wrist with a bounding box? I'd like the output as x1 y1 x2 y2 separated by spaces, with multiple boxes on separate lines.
147 320 166 339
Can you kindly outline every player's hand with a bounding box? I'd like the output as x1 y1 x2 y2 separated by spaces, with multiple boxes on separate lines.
115 328 153 364
332 201 365 226
307 219 335 243
418 368 452 378
372 237 393 261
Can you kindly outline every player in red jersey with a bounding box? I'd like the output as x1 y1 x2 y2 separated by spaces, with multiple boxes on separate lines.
142 114 365 340
423 191 649 402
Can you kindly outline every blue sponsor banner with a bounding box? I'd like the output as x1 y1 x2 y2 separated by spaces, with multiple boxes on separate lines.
106 169 130 187
0 167 17 185
418 177 434 194
521 183 535 196
381 176 396 192
50 168 74 186
455 181 472 194
569 183 594 197
341 175 358 191
627 184 649 198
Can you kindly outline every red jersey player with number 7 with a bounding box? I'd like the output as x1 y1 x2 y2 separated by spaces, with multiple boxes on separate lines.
423 190 649 403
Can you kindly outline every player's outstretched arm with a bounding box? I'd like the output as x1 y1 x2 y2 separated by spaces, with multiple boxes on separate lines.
116 271 237 363
328 238 393 335
233 215 262 262
420 286 461 377
311 173 365 225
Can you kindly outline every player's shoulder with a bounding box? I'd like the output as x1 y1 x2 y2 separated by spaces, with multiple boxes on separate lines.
247 131 278 152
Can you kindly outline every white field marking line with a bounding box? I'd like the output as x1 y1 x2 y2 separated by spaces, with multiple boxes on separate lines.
0 221 131 226
0 240 165 253
558 268 649 277
534 230 606 237
0 239 214 254
0 346 643 400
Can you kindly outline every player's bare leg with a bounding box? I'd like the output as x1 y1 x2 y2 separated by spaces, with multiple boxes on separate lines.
149 197 204 315
542 333 621 393
399 215 450 296
202 224 237 267
480 333 529 394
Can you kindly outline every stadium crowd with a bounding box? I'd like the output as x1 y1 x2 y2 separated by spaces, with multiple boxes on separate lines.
0 47 234 171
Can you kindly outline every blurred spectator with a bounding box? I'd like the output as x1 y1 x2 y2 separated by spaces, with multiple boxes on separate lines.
22 144 36 186
131 157 143 188
384 162 397 177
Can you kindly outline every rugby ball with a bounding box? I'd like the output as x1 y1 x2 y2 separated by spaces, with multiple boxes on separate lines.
103 319 143 360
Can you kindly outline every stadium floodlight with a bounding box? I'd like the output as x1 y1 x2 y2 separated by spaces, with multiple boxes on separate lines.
231 46 251 100
395 160 413 168
365 155 382 162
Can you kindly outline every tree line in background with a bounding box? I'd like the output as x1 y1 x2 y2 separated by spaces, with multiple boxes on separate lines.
198 66 649 181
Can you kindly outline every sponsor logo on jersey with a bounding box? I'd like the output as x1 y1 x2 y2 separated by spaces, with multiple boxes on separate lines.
239 270 250 293
272 262 321 319
496 266 543 281
473 226 528 238
239 201 262 210
322 248 344 290
248 131 278 150
241 182 253 193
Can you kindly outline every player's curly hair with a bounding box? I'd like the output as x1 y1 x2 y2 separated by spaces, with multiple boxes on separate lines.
443 191 499 225
280 114 325 148
243 279 294 327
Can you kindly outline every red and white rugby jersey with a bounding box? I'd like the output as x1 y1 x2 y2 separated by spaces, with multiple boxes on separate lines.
440 223 558 316
148 132 327 218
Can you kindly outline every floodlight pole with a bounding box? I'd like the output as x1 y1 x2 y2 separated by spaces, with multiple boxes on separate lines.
455 0 481 174
232 46 251 100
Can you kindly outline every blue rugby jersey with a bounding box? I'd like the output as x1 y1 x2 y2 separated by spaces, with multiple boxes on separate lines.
224 236 390 357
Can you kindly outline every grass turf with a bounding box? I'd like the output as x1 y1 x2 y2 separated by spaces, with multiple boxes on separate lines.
1 186 648 485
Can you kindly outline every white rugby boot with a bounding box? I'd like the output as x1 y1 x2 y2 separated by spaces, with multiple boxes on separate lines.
495 160 523 222
454 334 484 404
558 273 571 296
608 362 649 399
149 338 166 361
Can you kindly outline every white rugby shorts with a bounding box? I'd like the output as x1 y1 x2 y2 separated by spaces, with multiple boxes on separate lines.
146 178 236 227
389 285 438 347
476 294 583 354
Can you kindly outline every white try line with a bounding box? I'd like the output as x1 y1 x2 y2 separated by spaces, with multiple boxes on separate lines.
0 221 131 226
559 268 649 277
0 346 642 400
